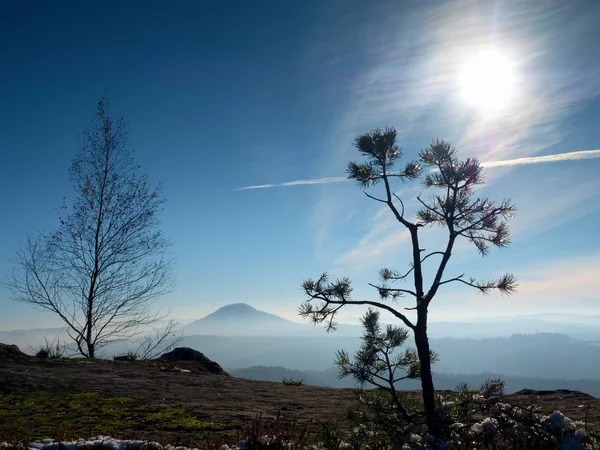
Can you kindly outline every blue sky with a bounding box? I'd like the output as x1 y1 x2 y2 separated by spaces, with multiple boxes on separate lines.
1 0 599 330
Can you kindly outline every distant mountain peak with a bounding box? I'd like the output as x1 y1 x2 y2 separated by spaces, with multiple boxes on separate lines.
205 303 269 319
213 303 257 313
182 303 307 337
185 303 287 326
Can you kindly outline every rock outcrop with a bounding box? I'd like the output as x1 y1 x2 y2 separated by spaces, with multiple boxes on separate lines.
0 343 28 360
158 347 228 375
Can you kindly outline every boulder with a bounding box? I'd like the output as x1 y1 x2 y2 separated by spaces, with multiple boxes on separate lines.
158 347 228 375
0 343 28 360
514 389 595 400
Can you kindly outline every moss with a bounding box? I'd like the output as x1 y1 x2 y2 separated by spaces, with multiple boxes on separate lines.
148 408 187 421
0 391 229 441
147 408 226 431
164 417 227 431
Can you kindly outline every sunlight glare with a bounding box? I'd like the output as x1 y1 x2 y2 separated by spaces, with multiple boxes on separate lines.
459 49 515 113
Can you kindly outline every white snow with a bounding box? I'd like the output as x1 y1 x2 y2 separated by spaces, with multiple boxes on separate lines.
542 411 576 433
471 417 498 435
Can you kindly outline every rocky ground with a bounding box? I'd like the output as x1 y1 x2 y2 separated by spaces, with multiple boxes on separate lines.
1 344 599 445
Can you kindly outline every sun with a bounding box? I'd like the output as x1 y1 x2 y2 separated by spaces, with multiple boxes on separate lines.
459 49 515 113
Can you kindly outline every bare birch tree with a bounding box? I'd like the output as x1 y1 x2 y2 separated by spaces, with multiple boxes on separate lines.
299 128 517 436
6 98 173 358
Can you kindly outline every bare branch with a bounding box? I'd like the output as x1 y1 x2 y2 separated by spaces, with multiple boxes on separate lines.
380 266 414 282
134 319 183 360
368 282 417 299
364 191 387 204
300 274 415 330
438 272 518 295
392 193 405 217
420 251 445 264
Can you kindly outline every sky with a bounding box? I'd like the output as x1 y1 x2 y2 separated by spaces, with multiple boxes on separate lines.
0 0 599 330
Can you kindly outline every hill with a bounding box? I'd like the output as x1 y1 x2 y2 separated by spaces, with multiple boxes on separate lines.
1 344 599 443
0 346 354 442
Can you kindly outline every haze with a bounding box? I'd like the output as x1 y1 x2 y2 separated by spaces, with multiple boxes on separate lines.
1 0 600 399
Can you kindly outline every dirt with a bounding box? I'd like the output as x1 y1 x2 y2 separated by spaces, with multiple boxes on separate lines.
0 357 353 424
508 389 600 425
1 348 600 443
0 353 355 442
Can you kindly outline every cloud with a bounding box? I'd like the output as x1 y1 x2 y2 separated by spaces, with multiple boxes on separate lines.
481 149 600 168
507 173 600 239
236 176 347 191
237 149 600 190
329 161 600 288
430 252 600 320
334 226 410 273
330 188 421 274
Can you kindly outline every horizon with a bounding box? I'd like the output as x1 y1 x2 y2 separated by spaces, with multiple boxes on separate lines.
2 301 599 333
1 0 599 331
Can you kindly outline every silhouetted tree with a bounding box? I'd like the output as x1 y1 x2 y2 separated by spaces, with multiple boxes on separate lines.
6 98 173 358
300 128 516 435
336 308 437 423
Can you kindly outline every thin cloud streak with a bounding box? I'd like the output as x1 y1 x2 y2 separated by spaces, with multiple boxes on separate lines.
237 149 600 190
236 176 347 191
482 149 600 168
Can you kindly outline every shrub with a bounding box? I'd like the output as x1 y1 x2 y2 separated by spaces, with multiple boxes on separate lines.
343 378 600 449
347 389 423 449
244 412 310 450
320 421 342 450
32 337 66 359
35 348 49 359
113 351 139 361
282 378 304 387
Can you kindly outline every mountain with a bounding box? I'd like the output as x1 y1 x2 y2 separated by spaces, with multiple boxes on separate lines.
3 304 600 370
427 316 600 340
228 365 600 397
0 327 67 351
196 303 281 322
179 332 600 380
431 333 600 378
182 303 600 340
179 333 360 369
182 303 312 336
229 366 329 387
6 305 600 346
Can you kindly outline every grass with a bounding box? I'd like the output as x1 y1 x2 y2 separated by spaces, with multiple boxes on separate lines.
0 391 229 442
147 409 225 431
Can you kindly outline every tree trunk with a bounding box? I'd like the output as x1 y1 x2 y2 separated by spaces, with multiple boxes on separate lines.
86 271 98 358
414 308 439 436
86 294 94 358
